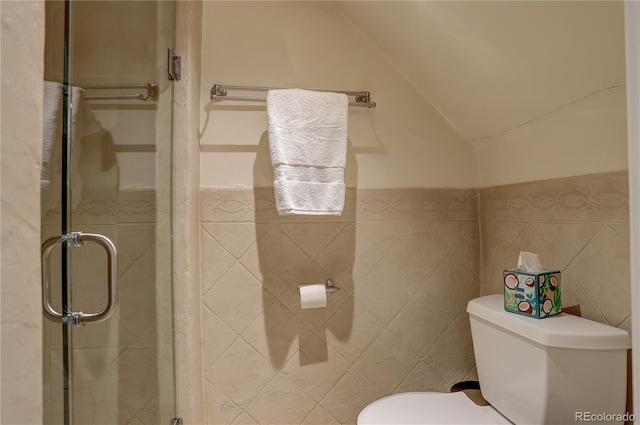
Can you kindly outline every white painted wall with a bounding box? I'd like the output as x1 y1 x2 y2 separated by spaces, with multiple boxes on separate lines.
199 1 627 189
199 1 478 189
334 1 626 141
334 1 628 188
0 1 45 423
475 85 628 187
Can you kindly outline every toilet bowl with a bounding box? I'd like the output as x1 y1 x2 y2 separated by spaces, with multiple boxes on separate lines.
357 391 511 425
357 294 630 425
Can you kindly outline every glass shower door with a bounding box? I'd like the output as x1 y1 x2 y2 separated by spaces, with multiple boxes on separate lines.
41 1 176 424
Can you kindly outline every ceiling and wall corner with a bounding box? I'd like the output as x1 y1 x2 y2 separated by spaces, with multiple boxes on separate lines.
332 1 628 187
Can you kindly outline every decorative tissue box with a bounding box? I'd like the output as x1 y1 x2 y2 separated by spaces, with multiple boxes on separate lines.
503 269 562 318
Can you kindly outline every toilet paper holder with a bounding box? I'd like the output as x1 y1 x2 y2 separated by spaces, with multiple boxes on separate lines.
325 278 340 294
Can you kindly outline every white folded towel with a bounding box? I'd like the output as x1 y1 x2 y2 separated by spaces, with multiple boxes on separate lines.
266 88 348 215
42 81 63 191
41 83 99 213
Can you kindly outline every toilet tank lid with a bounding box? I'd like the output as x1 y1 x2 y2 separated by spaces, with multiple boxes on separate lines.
467 295 630 350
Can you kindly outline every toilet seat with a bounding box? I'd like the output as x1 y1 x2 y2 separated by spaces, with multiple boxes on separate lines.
357 391 512 425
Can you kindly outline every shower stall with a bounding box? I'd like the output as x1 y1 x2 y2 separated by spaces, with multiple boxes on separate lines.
40 1 177 423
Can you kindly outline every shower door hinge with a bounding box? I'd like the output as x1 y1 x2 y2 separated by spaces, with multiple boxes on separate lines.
171 418 183 425
168 49 181 81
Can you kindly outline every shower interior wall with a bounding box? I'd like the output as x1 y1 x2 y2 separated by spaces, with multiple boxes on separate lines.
196 2 629 424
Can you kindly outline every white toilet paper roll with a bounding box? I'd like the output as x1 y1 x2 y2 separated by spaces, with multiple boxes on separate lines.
298 284 327 309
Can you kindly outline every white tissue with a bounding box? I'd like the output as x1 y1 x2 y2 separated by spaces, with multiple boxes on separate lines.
298 284 327 309
518 251 543 272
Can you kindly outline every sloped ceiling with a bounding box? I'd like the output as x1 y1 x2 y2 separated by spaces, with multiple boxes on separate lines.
331 1 626 141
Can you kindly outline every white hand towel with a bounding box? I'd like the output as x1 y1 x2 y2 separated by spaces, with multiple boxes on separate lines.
41 83 98 214
266 88 348 215
42 81 63 191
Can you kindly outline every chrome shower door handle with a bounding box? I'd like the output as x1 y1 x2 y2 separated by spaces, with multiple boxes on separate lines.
41 232 119 326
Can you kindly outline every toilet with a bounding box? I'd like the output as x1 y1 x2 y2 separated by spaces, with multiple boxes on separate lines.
358 294 631 425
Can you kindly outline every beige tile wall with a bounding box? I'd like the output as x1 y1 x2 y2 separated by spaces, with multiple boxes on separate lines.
200 188 480 425
480 171 631 331
200 171 631 424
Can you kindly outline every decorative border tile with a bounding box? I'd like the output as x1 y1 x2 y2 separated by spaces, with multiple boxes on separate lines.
75 188 118 224
117 189 157 223
200 187 478 222
42 188 159 225
480 171 629 223
356 189 477 221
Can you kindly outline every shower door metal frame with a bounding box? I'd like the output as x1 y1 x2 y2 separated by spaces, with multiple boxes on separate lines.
58 1 74 422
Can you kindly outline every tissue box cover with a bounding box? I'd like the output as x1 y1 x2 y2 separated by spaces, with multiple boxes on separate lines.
503 269 561 318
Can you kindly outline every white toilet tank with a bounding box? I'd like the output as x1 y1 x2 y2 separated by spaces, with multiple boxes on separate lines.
468 295 631 425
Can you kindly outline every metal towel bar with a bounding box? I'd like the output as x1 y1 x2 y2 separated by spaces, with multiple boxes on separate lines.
81 83 158 101
210 83 376 108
